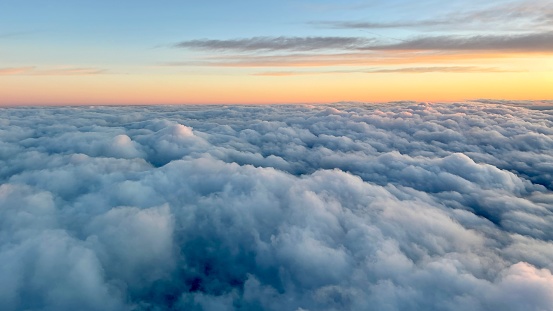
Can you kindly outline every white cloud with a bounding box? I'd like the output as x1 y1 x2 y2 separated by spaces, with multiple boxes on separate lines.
0 101 552 310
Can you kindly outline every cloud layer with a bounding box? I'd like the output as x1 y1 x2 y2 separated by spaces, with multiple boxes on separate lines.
1 102 553 310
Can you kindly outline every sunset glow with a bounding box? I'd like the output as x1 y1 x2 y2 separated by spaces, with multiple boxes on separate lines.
1 0 551 105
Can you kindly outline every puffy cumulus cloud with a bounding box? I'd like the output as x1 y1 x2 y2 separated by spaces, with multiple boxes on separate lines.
0 101 552 310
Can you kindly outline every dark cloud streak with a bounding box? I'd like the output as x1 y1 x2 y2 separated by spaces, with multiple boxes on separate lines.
175 32 553 54
365 32 553 52
175 36 371 52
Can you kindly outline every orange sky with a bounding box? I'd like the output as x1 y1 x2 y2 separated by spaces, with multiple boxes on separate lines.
1 56 551 105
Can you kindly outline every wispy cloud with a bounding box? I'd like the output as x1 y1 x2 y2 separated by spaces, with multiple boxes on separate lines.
253 66 510 76
365 66 510 73
175 32 553 54
315 1 553 31
37 68 107 75
175 36 372 52
252 71 301 76
0 67 107 76
364 32 553 52
0 67 34 75
313 20 448 30
164 51 520 68
169 32 552 74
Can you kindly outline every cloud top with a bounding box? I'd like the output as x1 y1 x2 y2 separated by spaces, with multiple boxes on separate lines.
1 101 553 310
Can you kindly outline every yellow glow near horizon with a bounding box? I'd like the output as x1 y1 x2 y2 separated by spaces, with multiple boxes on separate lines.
1 56 552 105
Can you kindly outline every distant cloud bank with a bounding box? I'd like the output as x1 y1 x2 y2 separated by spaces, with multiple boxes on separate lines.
1 102 553 310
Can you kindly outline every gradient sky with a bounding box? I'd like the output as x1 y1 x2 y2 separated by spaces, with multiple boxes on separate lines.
1 0 552 105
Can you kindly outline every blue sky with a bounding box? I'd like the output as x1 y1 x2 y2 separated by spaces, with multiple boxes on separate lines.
2 0 531 66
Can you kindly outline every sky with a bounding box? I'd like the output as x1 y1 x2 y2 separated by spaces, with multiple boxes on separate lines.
1 0 552 105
